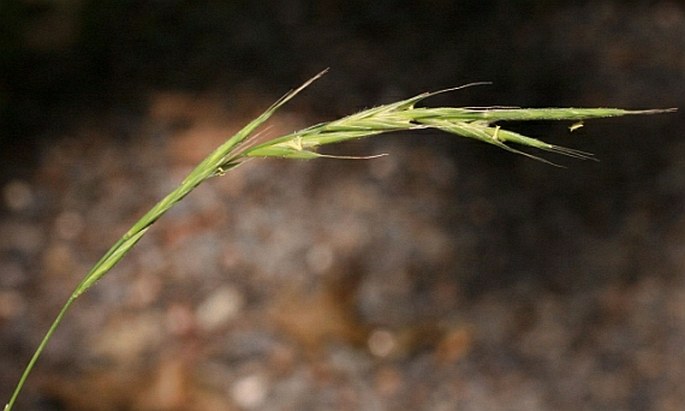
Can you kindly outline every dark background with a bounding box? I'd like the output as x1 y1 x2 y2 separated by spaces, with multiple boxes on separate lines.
1 1 684 410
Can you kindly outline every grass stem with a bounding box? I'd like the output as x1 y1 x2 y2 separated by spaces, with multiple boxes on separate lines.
4 71 675 410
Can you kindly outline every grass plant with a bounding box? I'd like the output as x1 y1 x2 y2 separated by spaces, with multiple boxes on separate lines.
4 69 675 410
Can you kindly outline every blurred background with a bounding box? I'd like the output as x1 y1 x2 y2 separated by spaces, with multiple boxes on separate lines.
1 1 684 410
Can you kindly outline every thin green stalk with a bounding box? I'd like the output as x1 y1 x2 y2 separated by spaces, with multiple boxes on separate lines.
4 70 675 411
4 297 75 411
4 69 327 411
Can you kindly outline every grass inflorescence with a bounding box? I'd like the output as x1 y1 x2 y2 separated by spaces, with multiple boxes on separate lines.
4 70 675 411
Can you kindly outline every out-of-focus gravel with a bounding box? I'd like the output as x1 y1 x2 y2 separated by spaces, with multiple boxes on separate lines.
1 85 684 411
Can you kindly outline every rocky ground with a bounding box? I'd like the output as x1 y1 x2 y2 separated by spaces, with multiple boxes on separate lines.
1 83 684 410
